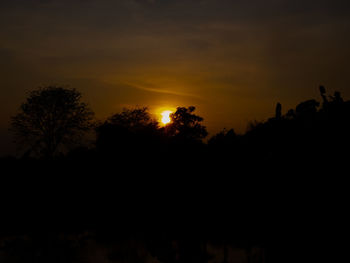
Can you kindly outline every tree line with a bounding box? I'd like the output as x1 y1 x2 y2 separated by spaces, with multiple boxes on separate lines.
6 85 350 169
1 85 348 263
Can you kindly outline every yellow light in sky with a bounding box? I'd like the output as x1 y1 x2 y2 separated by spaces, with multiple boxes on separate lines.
161 110 172 125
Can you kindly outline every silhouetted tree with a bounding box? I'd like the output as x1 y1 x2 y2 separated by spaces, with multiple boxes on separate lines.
96 107 160 156
165 106 208 143
295 99 319 118
107 107 158 131
208 129 236 149
242 86 350 167
11 86 94 159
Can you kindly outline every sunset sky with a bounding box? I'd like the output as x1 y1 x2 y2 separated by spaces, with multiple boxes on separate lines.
1 0 350 155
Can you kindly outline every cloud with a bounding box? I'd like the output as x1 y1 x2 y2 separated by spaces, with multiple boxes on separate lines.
131 84 202 99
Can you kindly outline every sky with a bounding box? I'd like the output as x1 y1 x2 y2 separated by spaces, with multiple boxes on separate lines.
1 0 350 155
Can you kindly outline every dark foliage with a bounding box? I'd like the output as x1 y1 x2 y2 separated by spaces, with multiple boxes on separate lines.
243 86 350 169
165 106 208 143
10 86 94 159
2 86 350 263
95 107 163 164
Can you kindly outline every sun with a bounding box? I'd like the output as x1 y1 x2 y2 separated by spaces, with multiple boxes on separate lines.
161 110 172 125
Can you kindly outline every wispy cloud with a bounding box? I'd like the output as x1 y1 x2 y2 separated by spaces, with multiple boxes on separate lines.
130 84 202 99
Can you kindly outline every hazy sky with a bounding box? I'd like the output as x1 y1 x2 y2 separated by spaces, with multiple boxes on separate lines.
1 0 350 155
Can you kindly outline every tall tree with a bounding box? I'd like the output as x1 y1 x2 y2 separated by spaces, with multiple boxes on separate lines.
165 106 208 143
11 86 94 158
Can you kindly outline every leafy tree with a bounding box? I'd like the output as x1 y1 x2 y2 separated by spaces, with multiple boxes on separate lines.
11 86 94 158
107 107 158 132
165 106 208 142
96 107 159 154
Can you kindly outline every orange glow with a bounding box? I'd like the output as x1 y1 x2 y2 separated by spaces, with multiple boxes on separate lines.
161 110 172 125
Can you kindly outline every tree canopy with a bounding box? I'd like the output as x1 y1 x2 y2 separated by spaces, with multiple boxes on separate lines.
107 107 159 132
11 86 94 158
165 106 208 143
95 107 160 156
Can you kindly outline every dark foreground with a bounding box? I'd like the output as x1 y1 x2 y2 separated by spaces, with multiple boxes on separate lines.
1 87 349 262
0 156 348 263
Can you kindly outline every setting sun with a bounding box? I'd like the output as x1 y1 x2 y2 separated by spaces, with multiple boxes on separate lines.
161 110 173 125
